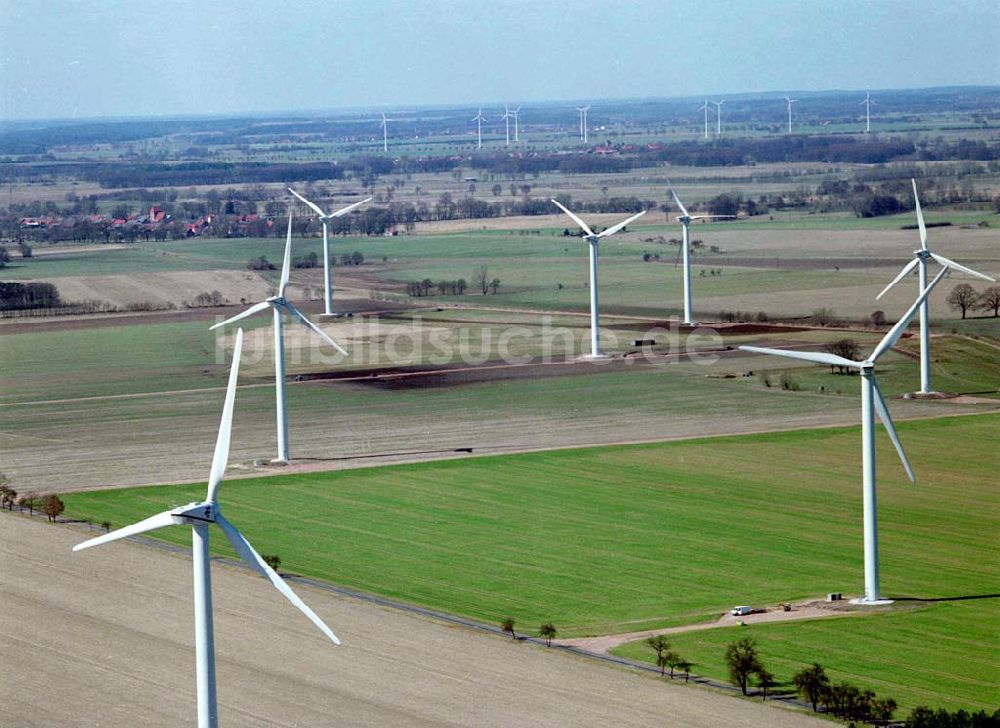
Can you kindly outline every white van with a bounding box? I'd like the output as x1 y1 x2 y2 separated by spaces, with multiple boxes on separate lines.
731 605 753 616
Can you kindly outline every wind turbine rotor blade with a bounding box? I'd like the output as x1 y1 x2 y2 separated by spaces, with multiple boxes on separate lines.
738 345 861 370
284 302 349 356
669 188 689 218
869 267 950 362
331 197 373 218
73 510 178 552
550 199 594 237
872 378 916 482
215 514 340 645
209 301 272 331
279 215 293 297
287 187 326 218
206 328 242 503
911 179 927 250
876 258 920 300
597 210 647 238
928 253 995 283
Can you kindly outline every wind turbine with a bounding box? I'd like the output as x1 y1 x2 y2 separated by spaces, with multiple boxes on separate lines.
472 108 486 149
576 105 590 143
379 112 393 152
73 328 340 728
669 185 735 325
860 92 875 133
501 106 512 145
210 214 348 463
712 100 725 136
740 266 951 604
551 199 647 357
784 96 796 134
698 99 709 139
512 106 521 142
287 188 373 317
876 179 994 394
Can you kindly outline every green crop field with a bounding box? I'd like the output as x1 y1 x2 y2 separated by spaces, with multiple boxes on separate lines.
63 414 998 710
613 602 997 714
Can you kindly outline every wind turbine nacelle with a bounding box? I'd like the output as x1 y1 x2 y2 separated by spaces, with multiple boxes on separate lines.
173 502 217 524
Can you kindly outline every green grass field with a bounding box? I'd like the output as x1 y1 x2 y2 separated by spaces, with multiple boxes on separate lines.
63 414 999 710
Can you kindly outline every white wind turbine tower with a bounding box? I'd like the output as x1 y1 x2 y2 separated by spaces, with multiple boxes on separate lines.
472 108 486 149
669 185 735 325
576 105 590 143
698 99 709 139
784 96 797 133
210 214 348 463
287 188 373 317
379 112 394 152
876 179 994 394
712 99 725 136
860 92 875 133
512 106 522 142
73 328 340 728
501 106 513 145
741 266 950 604
551 199 647 357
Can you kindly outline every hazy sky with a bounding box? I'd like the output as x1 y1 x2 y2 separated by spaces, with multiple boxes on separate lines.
2 0 998 121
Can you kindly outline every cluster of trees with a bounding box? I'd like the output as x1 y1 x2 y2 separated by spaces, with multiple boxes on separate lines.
948 284 1000 318
0 281 61 310
293 252 319 269
646 635 693 681
904 707 1000 727
405 279 469 297
190 291 224 307
0 473 64 522
498 617 558 647
792 662 897 723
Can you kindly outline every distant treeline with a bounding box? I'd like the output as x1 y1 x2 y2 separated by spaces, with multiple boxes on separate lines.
4 135 998 190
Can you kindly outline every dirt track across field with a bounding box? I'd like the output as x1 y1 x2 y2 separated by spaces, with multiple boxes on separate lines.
556 601 861 654
1 516 826 727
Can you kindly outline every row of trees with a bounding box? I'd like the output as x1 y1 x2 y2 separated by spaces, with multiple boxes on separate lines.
948 284 1000 318
405 279 470 297
0 475 65 522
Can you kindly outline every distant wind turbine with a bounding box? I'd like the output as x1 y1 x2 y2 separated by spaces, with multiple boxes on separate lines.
698 99 709 139
472 108 486 149
876 179 994 394
712 99 725 136
860 92 875 133
501 106 512 145
379 112 394 152
741 266 951 604
784 96 796 134
576 105 590 143
551 200 647 357
73 327 340 728
512 106 522 142
287 188 373 316
210 214 348 462
669 185 735 325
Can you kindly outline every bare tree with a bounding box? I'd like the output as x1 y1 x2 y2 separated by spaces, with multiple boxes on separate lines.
755 667 776 700
476 265 490 295
501 617 516 640
539 623 557 646
262 554 281 572
977 285 1000 317
792 663 829 712
725 637 763 695
824 338 861 374
946 284 979 319
645 635 671 676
